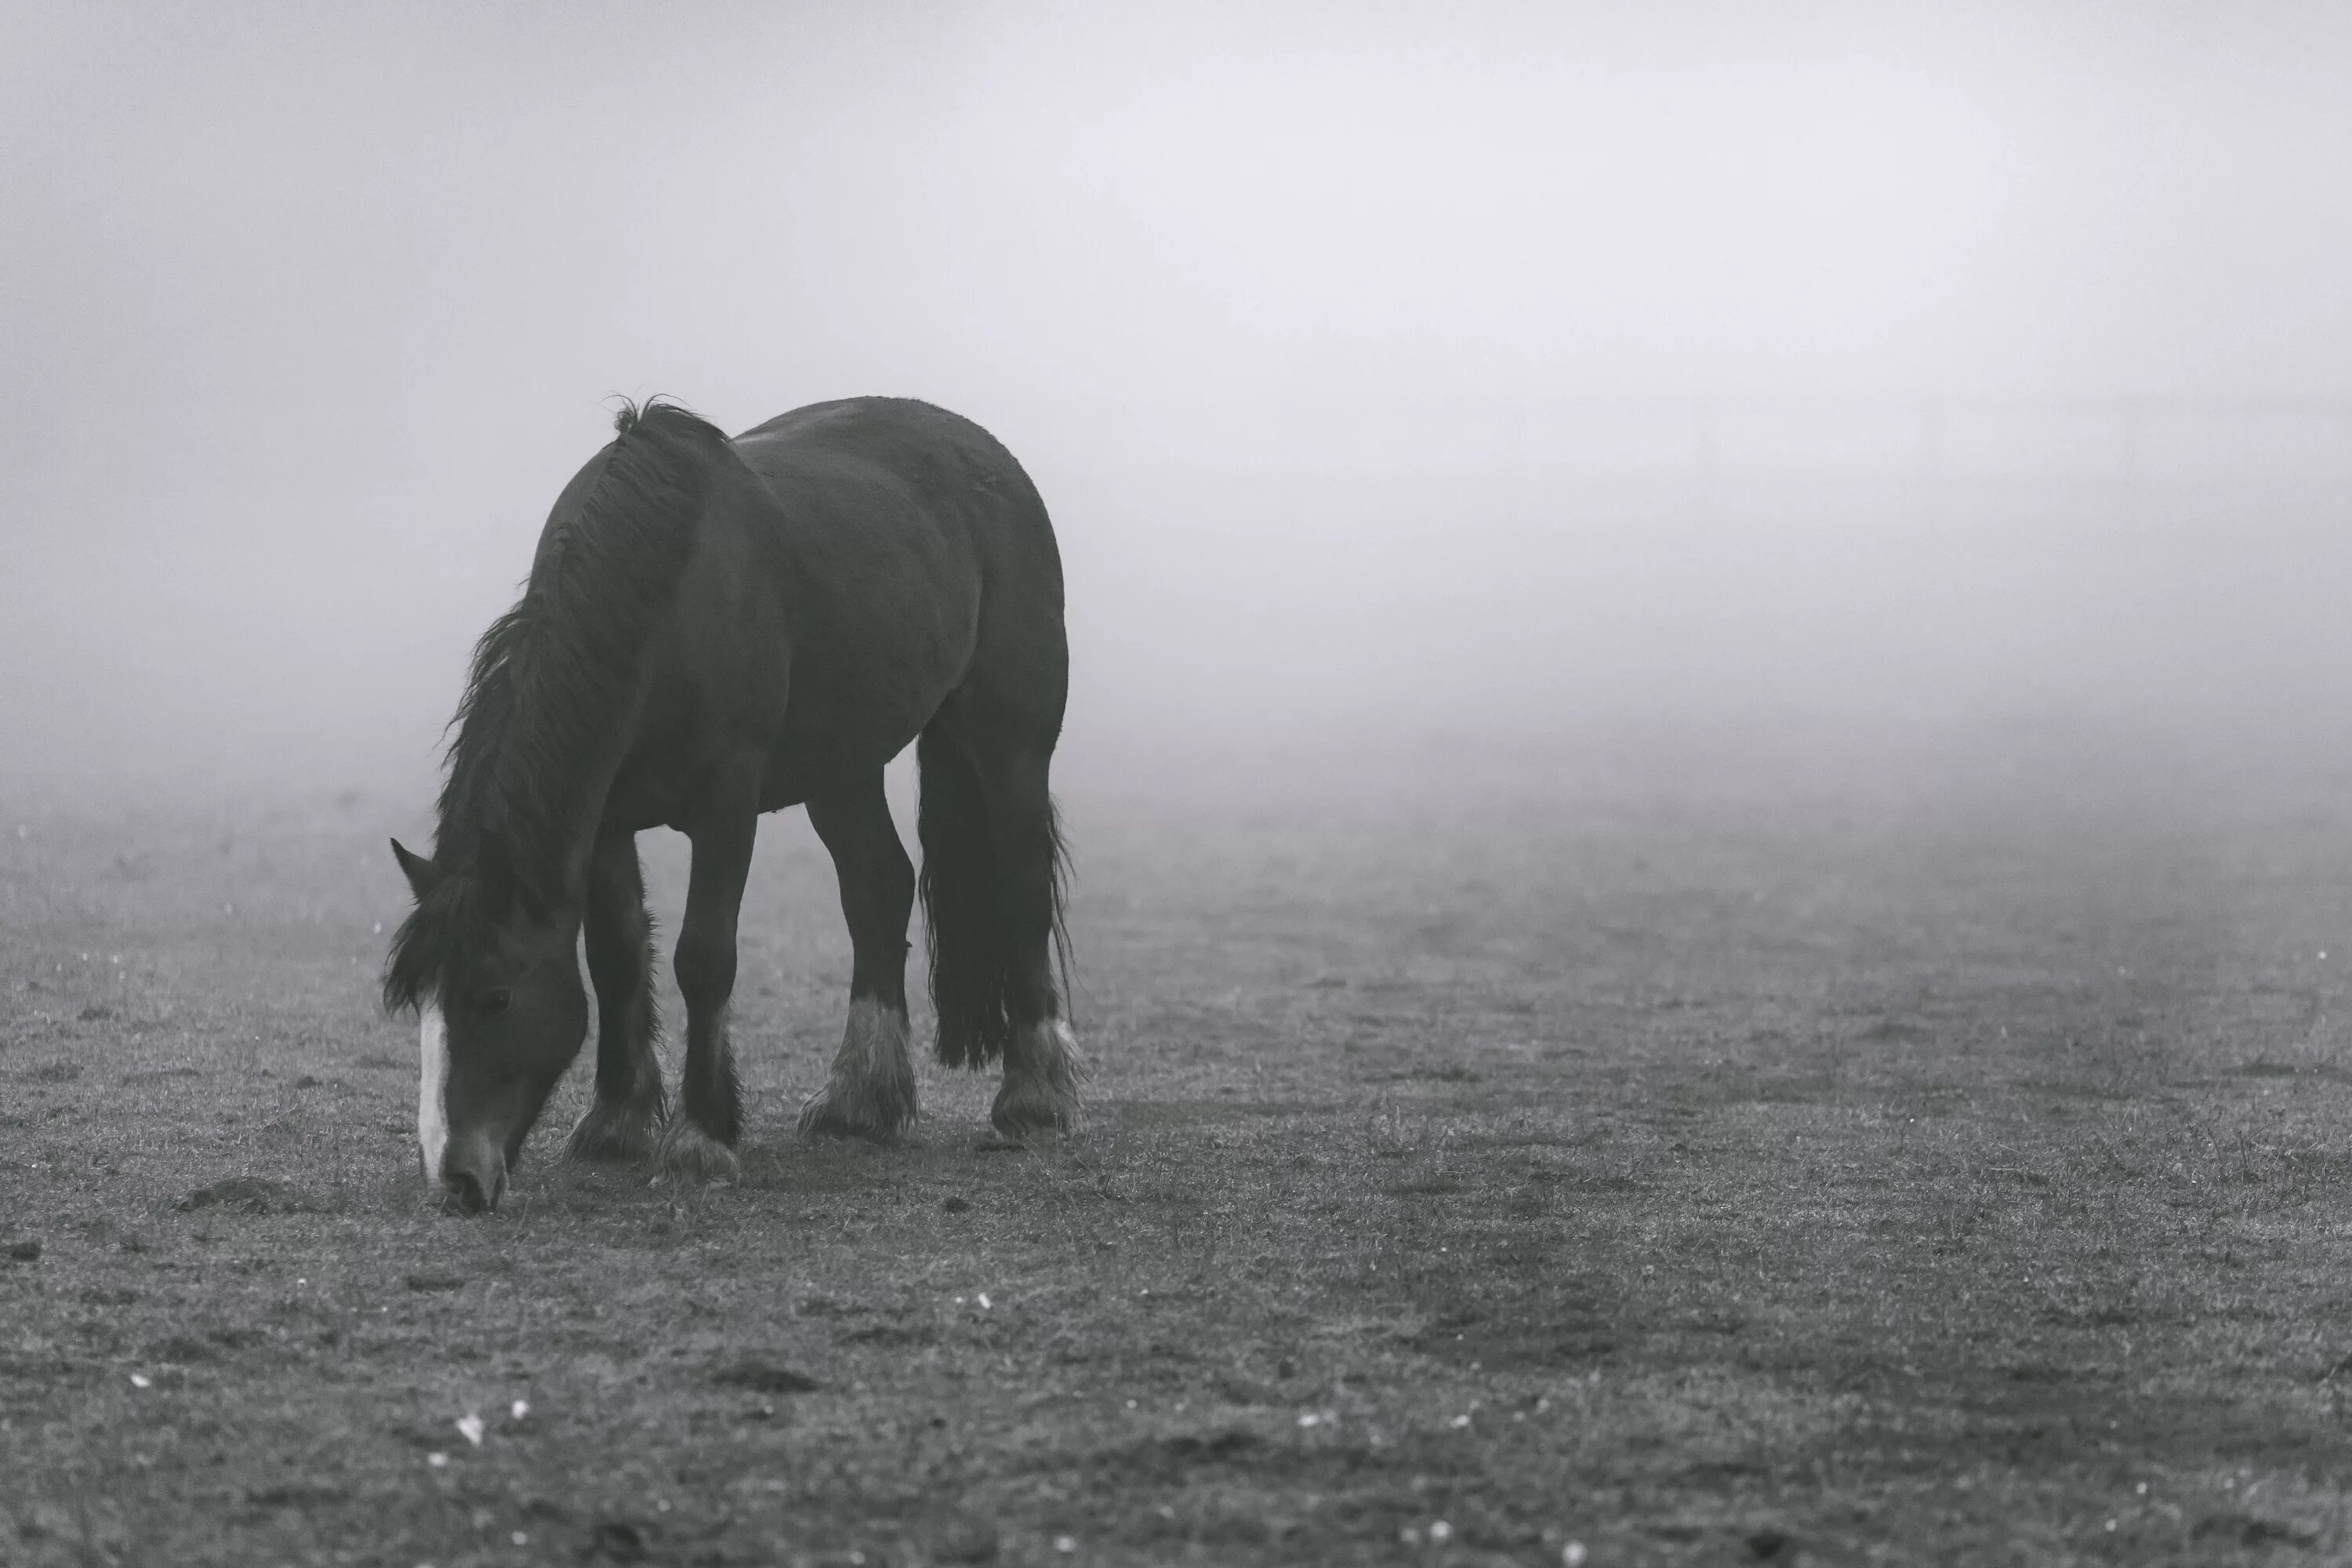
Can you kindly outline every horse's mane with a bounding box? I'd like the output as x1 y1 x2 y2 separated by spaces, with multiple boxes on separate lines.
383 397 726 1013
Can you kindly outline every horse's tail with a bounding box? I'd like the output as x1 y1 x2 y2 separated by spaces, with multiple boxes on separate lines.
916 726 1007 1067
916 725 1073 1067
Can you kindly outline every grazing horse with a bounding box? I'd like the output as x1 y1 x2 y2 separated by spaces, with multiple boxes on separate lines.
383 397 1078 1214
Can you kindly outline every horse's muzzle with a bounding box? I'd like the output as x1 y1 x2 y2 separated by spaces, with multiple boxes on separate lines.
440 1136 506 1216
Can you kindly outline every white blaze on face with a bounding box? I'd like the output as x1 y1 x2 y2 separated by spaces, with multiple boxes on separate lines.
417 1002 450 1181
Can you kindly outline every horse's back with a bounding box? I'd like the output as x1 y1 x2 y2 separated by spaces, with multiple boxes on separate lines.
732 394 1066 706
732 397 1051 539
714 397 1064 791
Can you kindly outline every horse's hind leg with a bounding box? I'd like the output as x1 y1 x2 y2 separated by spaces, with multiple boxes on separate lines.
970 740 1081 1139
566 830 667 1162
797 771 919 1139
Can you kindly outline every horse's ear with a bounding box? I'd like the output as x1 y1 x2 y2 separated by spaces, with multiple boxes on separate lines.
390 838 438 900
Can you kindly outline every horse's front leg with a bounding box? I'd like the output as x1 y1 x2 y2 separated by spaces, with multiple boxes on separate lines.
567 829 667 1162
656 758 762 1184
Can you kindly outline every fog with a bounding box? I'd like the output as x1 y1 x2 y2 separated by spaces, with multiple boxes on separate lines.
4 1 2350 802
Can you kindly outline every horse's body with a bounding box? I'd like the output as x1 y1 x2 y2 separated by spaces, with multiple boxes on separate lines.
385 397 1077 1213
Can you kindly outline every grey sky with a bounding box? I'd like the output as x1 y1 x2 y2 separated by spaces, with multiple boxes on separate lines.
3 2 2347 785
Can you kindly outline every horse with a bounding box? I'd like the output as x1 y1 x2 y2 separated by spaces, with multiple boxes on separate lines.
382 397 1079 1214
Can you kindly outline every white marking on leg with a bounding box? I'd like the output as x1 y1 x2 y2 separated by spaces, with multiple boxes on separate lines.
842 994 912 1081
417 1002 450 1181
992 1015 1081 1135
1022 1016 1080 1080
801 995 916 1135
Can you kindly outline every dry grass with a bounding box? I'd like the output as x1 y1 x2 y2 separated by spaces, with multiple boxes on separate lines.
5 713 2352 1566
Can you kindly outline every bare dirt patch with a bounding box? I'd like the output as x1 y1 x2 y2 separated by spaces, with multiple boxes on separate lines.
7 720 2352 1563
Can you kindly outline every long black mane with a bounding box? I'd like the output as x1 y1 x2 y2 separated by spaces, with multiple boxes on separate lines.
383 398 725 1013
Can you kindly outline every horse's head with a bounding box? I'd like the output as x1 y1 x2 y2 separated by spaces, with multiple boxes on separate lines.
387 834 586 1214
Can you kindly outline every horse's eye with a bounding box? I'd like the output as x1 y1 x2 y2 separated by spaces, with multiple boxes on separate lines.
480 989 512 1018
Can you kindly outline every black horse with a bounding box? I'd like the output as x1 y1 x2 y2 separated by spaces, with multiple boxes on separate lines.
383 397 1078 1214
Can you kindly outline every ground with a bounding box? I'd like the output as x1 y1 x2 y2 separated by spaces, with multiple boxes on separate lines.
5 709 2352 1566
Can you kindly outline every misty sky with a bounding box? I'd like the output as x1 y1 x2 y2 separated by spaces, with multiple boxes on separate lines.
3 2 2349 786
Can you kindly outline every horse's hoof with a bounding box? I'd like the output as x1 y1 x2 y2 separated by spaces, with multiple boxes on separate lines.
800 998 918 1141
654 1123 741 1185
990 1018 1082 1142
797 1078 917 1142
565 1099 663 1163
989 1080 1078 1143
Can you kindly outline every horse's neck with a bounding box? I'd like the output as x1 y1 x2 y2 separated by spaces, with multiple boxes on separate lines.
548 746 630 902
474 716 630 909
